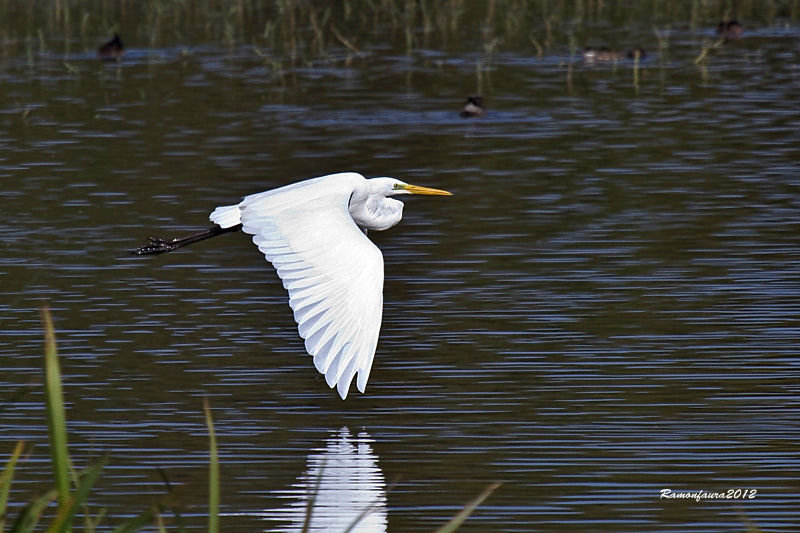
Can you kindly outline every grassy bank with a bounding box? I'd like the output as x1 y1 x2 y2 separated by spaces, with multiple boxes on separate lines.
0 0 796 60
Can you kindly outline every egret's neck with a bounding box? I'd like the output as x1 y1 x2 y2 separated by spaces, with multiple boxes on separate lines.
349 192 404 232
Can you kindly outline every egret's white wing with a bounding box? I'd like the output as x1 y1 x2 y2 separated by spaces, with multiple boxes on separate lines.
213 174 383 399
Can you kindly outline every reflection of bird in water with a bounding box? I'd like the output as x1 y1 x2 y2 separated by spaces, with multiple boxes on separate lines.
581 47 646 62
460 95 487 118
717 20 744 41
97 33 124 60
130 172 451 399
263 427 387 533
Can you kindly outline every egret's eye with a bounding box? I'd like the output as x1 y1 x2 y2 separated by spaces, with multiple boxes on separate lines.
392 183 401 190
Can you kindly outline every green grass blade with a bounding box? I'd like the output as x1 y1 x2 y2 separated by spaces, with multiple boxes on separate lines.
341 497 382 533
301 459 325 533
67 460 105 533
83 507 106 533
155 513 167 533
111 477 189 533
203 399 219 533
1 441 26 530
9 490 58 533
110 506 157 533
156 467 186 532
432 482 501 533
47 459 106 533
41 307 71 516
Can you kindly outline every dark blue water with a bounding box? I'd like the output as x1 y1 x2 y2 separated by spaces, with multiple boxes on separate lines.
1 9 799 532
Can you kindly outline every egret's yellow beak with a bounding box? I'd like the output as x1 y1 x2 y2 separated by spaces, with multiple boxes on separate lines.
402 184 452 196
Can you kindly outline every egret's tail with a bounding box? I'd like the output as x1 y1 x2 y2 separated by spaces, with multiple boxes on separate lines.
210 204 243 229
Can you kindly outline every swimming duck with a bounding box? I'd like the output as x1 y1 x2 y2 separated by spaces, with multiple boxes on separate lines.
716 20 743 41
582 47 621 62
582 47 647 62
460 96 487 118
98 33 125 61
626 47 647 60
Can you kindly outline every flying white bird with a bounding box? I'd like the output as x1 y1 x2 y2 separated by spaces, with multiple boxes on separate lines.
131 172 452 399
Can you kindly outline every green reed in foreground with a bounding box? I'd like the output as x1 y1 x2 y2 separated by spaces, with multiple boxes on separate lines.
0 308 496 531
0 308 107 532
0 308 191 532
203 399 219 533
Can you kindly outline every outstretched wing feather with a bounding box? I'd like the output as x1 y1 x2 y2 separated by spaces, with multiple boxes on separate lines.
231 175 384 399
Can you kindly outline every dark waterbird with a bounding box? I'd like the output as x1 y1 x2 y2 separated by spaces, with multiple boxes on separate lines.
97 33 124 60
582 47 646 62
460 96 487 118
717 20 744 41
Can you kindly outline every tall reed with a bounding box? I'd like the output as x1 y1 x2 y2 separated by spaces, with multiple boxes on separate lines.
203 399 219 533
41 307 70 515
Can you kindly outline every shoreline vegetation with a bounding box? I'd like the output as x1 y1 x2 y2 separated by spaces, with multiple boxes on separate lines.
0 308 496 531
0 0 795 61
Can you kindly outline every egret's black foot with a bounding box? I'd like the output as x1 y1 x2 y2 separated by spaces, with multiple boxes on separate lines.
130 224 241 256
130 237 178 255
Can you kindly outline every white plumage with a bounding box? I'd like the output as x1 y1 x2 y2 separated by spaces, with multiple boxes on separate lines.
209 172 450 399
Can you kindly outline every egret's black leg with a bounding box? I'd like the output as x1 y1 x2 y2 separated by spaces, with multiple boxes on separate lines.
130 224 243 255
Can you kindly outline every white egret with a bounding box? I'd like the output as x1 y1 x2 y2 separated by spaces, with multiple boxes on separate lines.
131 172 452 399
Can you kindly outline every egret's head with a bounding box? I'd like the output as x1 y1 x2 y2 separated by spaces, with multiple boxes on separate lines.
371 177 452 197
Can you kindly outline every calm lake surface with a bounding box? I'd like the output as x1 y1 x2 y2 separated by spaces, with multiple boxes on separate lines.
1 3 799 531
